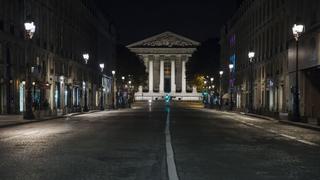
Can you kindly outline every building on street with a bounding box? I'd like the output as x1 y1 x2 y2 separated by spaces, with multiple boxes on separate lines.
128 31 201 101
220 0 320 123
0 0 116 117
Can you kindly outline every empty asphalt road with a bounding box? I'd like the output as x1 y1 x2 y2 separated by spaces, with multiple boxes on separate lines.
0 101 319 180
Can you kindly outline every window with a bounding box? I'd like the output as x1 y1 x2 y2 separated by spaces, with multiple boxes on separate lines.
164 61 171 76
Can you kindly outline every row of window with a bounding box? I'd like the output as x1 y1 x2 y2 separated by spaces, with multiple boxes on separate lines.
0 1 115 65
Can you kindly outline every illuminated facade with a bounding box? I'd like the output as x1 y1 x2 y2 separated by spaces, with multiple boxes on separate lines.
0 0 116 116
128 31 201 101
220 0 320 122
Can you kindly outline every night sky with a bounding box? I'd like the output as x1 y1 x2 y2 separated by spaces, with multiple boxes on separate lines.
94 0 241 45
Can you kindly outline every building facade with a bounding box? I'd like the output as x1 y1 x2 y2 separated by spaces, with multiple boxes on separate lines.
128 31 201 101
220 0 320 122
0 0 116 116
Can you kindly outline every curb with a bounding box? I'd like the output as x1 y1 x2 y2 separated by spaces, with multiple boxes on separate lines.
207 108 320 132
279 120 320 131
243 112 320 131
242 112 278 122
0 110 102 129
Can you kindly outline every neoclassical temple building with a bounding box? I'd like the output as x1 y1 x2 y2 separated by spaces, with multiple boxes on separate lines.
127 31 201 101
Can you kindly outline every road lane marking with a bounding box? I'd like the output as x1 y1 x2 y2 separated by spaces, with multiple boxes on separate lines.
242 120 319 146
296 139 319 146
165 107 179 180
279 133 297 140
240 119 319 147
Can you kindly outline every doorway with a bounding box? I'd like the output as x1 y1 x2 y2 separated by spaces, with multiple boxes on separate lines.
164 78 171 93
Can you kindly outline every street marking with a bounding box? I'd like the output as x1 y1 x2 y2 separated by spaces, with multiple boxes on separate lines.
296 139 319 146
277 133 319 146
242 120 319 146
240 119 319 147
279 133 297 140
165 107 179 180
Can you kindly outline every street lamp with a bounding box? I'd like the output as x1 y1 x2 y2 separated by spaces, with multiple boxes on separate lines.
248 52 255 61
229 64 234 110
111 70 117 109
83 81 88 112
24 21 36 39
292 24 304 121
83 53 89 64
32 82 36 108
23 20 36 120
248 51 255 113
219 71 224 109
121 76 126 93
99 63 105 110
204 80 208 90
99 63 105 72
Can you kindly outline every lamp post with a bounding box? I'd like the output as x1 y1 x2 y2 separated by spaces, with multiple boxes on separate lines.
112 70 116 109
204 80 207 91
32 81 36 107
99 63 105 110
23 20 36 120
219 71 224 109
83 54 89 112
229 64 234 110
210 77 214 84
248 51 255 113
83 53 89 64
83 81 88 112
121 76 125 90
99 63 104 73
292 24 304 121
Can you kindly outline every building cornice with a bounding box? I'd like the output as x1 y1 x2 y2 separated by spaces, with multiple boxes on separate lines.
129 47 197 55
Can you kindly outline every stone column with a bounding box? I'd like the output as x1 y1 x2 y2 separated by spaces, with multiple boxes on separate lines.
171 60 176 93
148 59 153 93
182 60 186 93
159 60 164 93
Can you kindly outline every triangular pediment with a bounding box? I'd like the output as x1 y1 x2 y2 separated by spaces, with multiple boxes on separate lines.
127 31 200 48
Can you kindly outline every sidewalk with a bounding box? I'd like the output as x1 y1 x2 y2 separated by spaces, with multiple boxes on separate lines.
240 111 320 131
0 110 101 128
201 108 320 146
